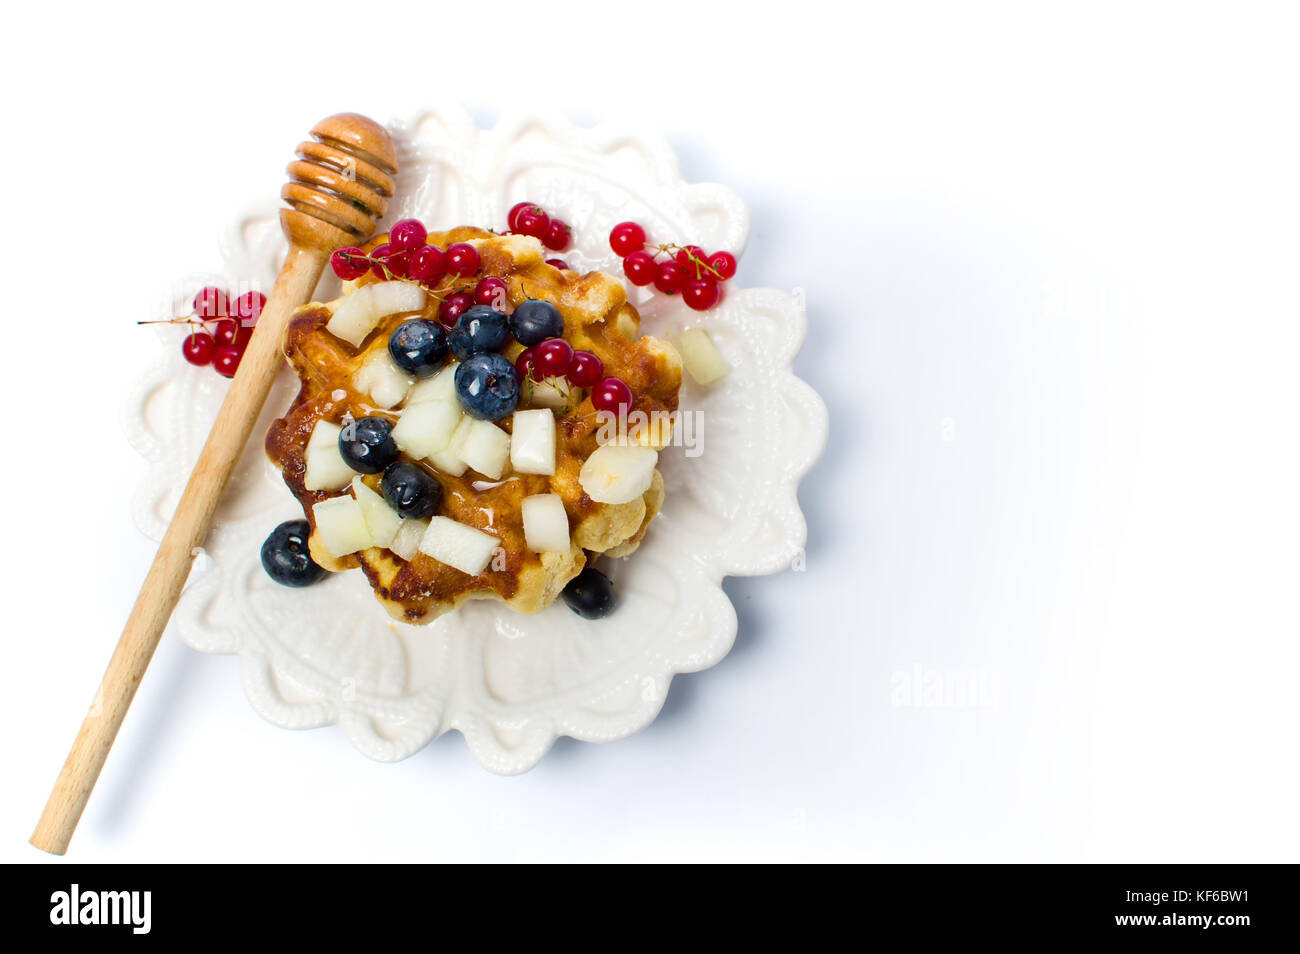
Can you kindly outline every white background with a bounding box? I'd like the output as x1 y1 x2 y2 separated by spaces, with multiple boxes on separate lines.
4 1 1298 862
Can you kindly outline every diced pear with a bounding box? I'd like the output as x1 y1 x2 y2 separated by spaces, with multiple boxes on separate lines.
418 516 499 576
521 493 570 553
391 399 461 458
460 418 510 479
579 444 658 504
369 280 427 316
527 378 570 411
326 294 374 348
353 350 413 409
312 493 372 558
510 409 556 475
390 516 430 561
678 327 730 385
326 281 426 348
304 420 357 491
406 361 459 406
351 477 402 548
427 415 473 476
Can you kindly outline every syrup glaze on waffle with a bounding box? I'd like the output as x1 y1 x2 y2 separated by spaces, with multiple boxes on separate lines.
266 228 682 623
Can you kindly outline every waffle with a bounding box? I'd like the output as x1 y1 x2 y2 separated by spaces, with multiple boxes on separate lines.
266 228 682 624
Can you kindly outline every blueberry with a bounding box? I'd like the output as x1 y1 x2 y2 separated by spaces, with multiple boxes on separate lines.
561 567 616 619
380 461 443 519
261 519 328 587
509 298 564 346
449 305 510 360
338 416 399 474
454 352 521 420
388 319 448 377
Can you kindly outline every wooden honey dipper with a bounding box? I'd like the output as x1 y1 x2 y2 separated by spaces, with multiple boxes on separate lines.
30 113 398 855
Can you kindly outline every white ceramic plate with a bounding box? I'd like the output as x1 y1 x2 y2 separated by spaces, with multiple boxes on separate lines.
123 107 828 773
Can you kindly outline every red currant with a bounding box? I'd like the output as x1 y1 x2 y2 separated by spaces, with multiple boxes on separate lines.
231 291 266 324
182 331 215 366
541 218 570 251
330 247 370 281
515 347 536 380
534 337 574 377
212 319 240 347
388 218 427 252
682 277 720 311
439 291 473 326
474 277 508 308
389 252 411 278
546 258 570 270
707 250 737 280
445 243 480 278
654 260 685 294
193 286 228 318
568 350 603 387
609 221 646 257
507 201 538 232
369 243 410 279
592 376 633 415
622 250 657 286
515 205 551 239
408 244 446 283
213 346 243 378
676 245 707 278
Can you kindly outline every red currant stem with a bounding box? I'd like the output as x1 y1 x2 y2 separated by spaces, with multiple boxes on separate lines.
137 313 207 329
354 260 466 302
425 275 473 304
344 247 421 280
648 242 722 281
336 249 374 267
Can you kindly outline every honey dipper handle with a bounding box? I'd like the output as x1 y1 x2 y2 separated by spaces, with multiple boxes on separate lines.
30 245 326 855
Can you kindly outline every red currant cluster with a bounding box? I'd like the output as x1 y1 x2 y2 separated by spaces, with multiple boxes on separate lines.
172 286 267 377
609 221 737 311
506 202 571 269
331 218 501 325
515 339 632 415
329 215 574 330
330 219 482 288
438 276 511 326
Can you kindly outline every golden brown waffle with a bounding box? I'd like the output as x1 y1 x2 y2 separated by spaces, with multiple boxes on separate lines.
266 228 682 623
